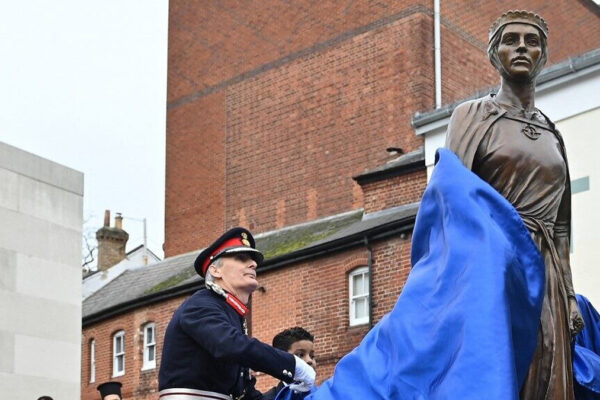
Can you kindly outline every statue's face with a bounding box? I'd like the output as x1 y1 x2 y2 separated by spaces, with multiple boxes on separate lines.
497 23 542 81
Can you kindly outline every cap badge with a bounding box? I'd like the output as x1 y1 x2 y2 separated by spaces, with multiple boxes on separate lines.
242 238 250 246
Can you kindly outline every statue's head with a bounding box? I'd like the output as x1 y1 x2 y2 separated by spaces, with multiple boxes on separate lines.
487 11 548 82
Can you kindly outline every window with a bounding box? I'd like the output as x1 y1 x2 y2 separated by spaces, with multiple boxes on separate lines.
89 339 95 383
142 323 156 370
349 267 370 326
113 331 125 377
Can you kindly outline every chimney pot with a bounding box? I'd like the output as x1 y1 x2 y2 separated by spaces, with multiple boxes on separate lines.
104 210 110 227
115 213 123 230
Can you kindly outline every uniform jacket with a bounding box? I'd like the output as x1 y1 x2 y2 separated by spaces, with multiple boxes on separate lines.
159 288 295 399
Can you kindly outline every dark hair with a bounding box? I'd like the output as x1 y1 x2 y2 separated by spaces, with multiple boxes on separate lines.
272 327 314 351
37 397 53 400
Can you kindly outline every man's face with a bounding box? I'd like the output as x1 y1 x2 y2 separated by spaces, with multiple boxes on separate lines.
497 23 542 81
289 340 316 369
103 395 121 400
212 253 259 296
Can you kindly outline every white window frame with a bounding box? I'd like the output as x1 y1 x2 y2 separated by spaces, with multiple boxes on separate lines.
349 267 370 326
89 339 96 383
142 322 156 370
113 330 125 377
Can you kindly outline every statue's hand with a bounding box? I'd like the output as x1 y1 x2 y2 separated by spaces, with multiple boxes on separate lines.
568 297 584 338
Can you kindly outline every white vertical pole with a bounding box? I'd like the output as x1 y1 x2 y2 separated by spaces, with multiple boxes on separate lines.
143 217 148 266
434 0 442 108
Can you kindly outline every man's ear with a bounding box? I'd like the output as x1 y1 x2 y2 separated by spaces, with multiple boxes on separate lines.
208 265 222 279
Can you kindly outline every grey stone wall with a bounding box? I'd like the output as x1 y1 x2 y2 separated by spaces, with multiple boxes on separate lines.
0 141 83 400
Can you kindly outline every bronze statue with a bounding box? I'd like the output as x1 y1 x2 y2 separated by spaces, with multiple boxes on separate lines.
445 11 584 399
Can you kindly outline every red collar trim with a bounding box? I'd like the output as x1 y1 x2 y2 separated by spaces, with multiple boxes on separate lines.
225 293 249 317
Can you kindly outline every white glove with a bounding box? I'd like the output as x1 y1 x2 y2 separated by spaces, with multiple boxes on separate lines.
288 381 312 393
293 355 316 388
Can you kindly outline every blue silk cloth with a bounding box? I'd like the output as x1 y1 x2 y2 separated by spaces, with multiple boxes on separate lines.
574 294 600 399
282 149 545 400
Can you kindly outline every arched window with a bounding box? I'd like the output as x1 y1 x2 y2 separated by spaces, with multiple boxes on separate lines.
142 322 156 370
349 267 370 326
89 339 96 383
113 330 125 377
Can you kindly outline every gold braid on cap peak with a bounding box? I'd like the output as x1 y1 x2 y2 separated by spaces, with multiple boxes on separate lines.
489 10 548 42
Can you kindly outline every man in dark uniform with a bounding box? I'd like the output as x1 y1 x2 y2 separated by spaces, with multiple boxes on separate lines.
159 227 315 400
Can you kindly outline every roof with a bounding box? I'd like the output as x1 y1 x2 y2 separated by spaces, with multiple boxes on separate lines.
411 48 600 128
82 244 161 300
353 148 425 185
83 205 418 326
83 250 197 321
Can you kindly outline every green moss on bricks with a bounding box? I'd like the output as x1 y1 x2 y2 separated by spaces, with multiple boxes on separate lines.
259 211 362 259
145 267 196 294
261 230 332 259
144 211 363 294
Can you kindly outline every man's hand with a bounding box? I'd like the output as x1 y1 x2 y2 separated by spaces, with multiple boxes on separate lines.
293 355 316 389
288 382 312 393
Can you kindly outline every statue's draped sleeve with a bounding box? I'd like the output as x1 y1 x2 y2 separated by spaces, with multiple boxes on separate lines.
444 95 504 170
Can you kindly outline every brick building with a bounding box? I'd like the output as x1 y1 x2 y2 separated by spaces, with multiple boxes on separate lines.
82 2 600 399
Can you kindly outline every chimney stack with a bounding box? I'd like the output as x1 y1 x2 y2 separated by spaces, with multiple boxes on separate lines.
96 210 129 271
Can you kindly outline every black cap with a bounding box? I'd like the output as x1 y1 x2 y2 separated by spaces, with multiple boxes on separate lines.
97 381 122 399
194 227 263 277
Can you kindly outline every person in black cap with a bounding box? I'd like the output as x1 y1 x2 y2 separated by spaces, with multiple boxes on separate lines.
97 381 122 400
158 227 315 400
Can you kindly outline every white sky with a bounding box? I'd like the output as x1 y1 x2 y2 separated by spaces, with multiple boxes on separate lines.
0 0 169 260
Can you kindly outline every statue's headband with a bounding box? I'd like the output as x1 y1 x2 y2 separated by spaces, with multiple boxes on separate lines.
489 10 548 42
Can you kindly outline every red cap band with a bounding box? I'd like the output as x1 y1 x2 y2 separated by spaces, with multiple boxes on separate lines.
202 237 245 275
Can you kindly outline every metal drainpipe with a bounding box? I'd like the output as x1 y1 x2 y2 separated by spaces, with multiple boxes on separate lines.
434 0 442 108
364 236 374 329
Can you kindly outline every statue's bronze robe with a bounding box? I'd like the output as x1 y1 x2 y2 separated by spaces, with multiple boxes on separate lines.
446 94 576 399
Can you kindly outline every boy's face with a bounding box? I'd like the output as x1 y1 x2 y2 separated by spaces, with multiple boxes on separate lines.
288 340 316 369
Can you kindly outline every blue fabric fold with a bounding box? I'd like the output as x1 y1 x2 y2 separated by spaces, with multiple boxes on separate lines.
299 148 545 400
574 294 600 399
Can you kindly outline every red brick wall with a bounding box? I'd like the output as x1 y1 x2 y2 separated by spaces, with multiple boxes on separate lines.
165 1 600 257
165 92 227 255
167 1 428 104
82 298 183 400
223 14 430 234
361 169 427 214
82 232 413 397
166 4 434 256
